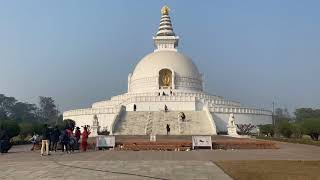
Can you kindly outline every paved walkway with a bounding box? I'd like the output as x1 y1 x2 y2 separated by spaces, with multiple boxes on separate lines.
0 160 231 180
1 141 320 179
2 141 320 162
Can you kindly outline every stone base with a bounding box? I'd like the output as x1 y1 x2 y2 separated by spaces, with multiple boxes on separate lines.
227 126 238 136
90 126 100 137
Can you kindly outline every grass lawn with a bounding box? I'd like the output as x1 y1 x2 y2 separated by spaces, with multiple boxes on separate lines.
216 160 320 180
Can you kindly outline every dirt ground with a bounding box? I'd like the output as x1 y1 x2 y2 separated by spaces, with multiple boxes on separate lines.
216 160 320 180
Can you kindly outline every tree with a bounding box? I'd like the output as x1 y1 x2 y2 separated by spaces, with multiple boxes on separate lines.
18 122 34 140
278 122 293 138
295 108 320 122
273 108 292 137
301 118 320 141
258 124 274 136
275 108 290 119
0 94 40 123
0 119 20 138
11 102 38 122
31 121 45 135
0 94 17 119
236 124 255 135
291 123 303 138
39 96 59 124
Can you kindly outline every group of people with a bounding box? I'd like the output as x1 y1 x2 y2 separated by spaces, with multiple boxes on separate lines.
30 124 91 156
158 90 173 96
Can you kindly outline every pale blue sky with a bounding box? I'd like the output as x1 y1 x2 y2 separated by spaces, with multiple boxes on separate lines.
0 0 319 113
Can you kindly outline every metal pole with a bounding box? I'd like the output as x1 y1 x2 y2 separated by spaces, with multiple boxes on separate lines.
272 101 276 137
272 102 275 127
56 104 59 125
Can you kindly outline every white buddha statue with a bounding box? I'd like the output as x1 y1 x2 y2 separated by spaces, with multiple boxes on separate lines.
227 113 238 136
91 115 100 137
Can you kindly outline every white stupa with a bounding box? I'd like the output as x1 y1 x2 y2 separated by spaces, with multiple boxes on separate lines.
63 6 272 136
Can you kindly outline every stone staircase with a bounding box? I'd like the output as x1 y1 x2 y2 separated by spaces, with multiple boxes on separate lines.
113 112 149 135
113 111 215 135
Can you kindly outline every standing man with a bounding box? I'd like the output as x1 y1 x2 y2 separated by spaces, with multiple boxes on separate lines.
166 124 170 135
75 127 81 143
41 124 50 156
50 126 60 152
60 128 70 153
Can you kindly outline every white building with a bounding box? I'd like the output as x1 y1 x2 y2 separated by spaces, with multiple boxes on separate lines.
63 6 272 136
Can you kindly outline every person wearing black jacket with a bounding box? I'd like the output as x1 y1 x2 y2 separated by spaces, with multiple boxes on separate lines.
166 124 170 135
0 129 11 153
41 124 50 156
50 126 60 152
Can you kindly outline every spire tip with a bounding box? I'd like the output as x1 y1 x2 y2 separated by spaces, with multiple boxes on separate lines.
161 5 170 15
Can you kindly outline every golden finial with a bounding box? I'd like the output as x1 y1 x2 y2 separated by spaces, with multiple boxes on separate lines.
161 5 170 15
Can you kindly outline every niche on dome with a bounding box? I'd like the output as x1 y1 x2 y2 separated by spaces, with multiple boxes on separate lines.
159 69 173 89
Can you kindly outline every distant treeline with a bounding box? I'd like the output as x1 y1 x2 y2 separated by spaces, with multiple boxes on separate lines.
259 107 320 141
0 94 62 139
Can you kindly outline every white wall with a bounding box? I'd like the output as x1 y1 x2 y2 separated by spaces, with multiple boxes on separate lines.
64 113 116 132
212 113 272 132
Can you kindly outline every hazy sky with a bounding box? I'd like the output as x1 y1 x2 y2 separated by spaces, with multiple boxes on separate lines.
1 0 319 113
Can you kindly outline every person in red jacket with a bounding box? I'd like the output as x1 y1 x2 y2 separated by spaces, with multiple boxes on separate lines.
81 126 90 152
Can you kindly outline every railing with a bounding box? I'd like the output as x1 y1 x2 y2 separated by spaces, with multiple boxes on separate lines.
209 107 272 115
120 95 197 106
144 112 153 135
88 91 243 109
63 107 117 117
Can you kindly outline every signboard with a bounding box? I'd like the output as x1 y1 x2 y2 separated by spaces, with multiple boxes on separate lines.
150 135 156 142
192 136 212 150
96 135 115 148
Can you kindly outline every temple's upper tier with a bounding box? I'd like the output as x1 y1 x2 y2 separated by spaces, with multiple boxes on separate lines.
156 15 175 36
153 6 179 51
127 6 203 93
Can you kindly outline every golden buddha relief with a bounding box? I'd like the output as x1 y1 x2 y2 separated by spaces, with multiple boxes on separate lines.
162 72 171 86
159 69 172 87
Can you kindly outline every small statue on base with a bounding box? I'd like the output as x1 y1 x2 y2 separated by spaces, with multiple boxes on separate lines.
91 115 100 137
227 113 239 136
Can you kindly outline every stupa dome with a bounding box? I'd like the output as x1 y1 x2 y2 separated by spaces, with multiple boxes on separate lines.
128 50 203 93
131 50 201 81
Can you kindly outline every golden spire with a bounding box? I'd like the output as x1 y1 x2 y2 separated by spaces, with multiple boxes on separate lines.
161 5 170 15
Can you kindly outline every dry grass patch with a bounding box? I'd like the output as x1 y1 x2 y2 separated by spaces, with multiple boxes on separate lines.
216 160 320 180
